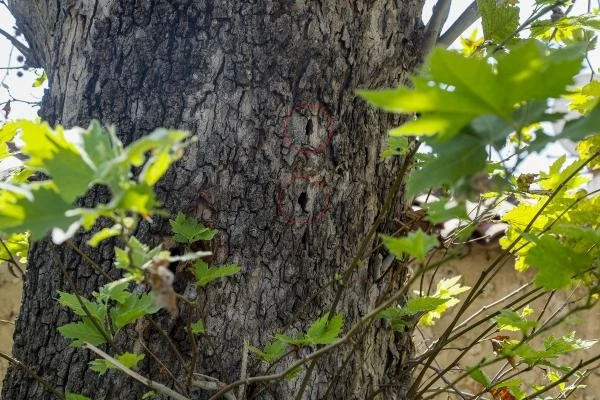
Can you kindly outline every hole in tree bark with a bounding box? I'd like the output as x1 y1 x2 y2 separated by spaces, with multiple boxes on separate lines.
298 191 308 213
305 118 313 137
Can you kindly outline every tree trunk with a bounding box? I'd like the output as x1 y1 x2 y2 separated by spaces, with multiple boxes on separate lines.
3 1 425 399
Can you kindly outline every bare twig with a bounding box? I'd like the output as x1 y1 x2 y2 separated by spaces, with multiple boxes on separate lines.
0 351 65 399
293 143 421 398
208 254 457 400
84 343 192 400
148 318 190 375
0 27 33 63
0 236 24 277
66 240 113 281
238 339 249 400
51 247 122 353
408 151 600 397
138 341 189 396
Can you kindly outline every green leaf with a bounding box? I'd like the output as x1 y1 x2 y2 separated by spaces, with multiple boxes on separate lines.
379 296 450 331
80 121 121 170
249 339 287 363
378 306 410 332
380 135 409 158
359 76 492 139
360 40 585 141
20 123 95 202
191 320 206 335
305 313 344 345
66 394 93 400
497 40 585 105
406 136 488 197
114 237 163 272
468 366 491 387
87 226 122 247
0 232 29 263
274 334 309 348
32 71 47 87
58 318 107 347
109 293 160 333
538 155 589 192
95 280 131 304
507 332 597 366
524 234 593 290
0 184 80 242
58 292 106 321
555 104 600 142
404 296 450 314
89 352 145 376
381 230 439 262
122 128 188 167
417 275 470 326
511 100 564 128
422 199 468 224
427 46 507 118
140 150 171 186
543 332 597 356
142 391 156 399
477 0 520 44
111 183 158 217
169 212 218 244
493 309 538 334
193 260 240 287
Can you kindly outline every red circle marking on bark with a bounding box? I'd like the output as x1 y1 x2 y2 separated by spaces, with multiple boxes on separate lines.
277 176 330 225
281 103 334 155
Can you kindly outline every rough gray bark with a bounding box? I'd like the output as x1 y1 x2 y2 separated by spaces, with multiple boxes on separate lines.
3 1 425 399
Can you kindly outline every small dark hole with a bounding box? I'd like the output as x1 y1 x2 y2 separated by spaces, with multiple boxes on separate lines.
305 119 313 137
298 192 308 213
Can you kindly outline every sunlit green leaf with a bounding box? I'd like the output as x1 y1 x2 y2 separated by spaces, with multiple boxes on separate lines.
89 352 145 376
524 234 593 290
58 318 107 347
191 320 206 335
493 309 538 334
381 230 439 262
193 260 240 287
305 313 344 345
169 212 218 244
109 293 160 333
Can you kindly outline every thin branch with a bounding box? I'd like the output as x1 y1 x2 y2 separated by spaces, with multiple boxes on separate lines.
0 351 65 400
408 151 600 397
524 356 600 399
51 247 122 353
139 341 190 396
148 318 190 375
238 339 249 400
294 142 421 398
84 343 192 400
0 237 24 277
438 1 479 47
0 27 33 63
66 240 113 281
186 309 199 387
425 0 452 52
208 254 458 400
0 66 25 70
